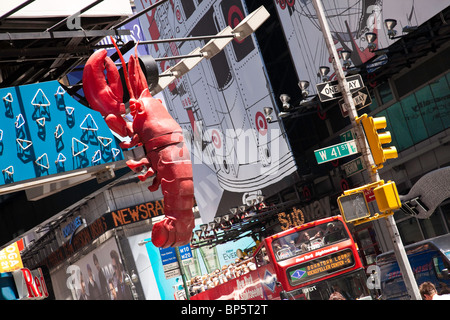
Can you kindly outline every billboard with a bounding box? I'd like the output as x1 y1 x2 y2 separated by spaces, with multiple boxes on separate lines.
274 0 450 92
50 237 133 300
134 0 297 223
0 81 124 187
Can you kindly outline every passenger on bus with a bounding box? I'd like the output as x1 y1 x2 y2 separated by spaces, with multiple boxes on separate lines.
419 281 450 300
298 231 311 252
325 223 343 243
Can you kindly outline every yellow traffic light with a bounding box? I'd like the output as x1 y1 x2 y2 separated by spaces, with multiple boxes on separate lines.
358 114 398 166
373 180 401 213
337 180 401 224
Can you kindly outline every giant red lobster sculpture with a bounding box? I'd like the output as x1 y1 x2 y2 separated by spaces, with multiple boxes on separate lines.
82 41 194 248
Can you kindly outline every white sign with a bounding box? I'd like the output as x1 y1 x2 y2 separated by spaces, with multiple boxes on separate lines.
12 268 49 300
135 0 297 222
274 0 449 91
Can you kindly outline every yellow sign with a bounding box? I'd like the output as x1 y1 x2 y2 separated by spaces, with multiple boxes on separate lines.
0 242 24 273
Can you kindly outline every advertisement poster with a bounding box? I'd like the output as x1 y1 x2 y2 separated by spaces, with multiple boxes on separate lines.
0 242 23 273
134 0 297 223
274 0 450 93
51 237 134 300
143 235 255 300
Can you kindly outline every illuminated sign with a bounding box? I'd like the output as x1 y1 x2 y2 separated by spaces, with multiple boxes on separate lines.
278 207 305 231
0 81 124 187
0 242 23 272
43 199 165 269
287 249 354 286
62 216 84 239
12 268 49 300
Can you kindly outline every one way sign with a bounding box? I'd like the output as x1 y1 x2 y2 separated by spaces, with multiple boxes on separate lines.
316 74 363 102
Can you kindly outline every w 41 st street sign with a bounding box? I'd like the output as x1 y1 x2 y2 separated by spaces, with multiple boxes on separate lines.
314 140 359 164
316 74 364 102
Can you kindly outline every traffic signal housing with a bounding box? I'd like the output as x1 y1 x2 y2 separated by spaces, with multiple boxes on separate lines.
358 114 398 167
373 180 401 213
337 180 401 224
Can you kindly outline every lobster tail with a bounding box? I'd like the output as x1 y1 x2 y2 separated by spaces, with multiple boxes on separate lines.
150 142 194 248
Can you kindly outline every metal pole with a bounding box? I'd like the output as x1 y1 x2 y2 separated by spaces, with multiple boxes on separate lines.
311 0 422 300
175 247 191 300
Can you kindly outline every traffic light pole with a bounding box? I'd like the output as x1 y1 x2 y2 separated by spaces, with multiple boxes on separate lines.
312 0 422 300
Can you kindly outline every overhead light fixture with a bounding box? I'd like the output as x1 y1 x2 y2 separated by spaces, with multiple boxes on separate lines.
298 80 309 91
341 50 352 61
232 5 270 42
150 70 176 95
279 94 291 110
208 221 216 230
298 80 310 99
340 50 352 69
169 47 205 78
263 106 273 122
384 19 397 39
365 32 377 52
319 66 330 82
200 26 234 59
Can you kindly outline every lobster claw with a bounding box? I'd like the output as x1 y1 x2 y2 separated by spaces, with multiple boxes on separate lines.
83 49 131 137
128 53 148 99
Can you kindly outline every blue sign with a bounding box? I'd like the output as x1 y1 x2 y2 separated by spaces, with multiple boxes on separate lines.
291 269 306 280
159 247 177 266
262 269 277 293
178 244 193 261
0 81 124 186
62 216 83 238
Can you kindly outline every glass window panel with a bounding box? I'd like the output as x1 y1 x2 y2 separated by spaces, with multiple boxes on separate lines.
441 202 450 232
415 85 444 136
400 95 428 144
378 82 393 105
419 213 446 239
430 74 450 129
364 92 379 113
397 218 422 245
385 103 413 150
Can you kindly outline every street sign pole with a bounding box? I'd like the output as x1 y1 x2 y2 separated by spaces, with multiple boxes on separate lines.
312 0 422 300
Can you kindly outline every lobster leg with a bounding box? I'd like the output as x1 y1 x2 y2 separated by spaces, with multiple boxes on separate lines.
126 158 155 182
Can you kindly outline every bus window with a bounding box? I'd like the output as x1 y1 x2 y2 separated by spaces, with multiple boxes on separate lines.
282 270 369 300
272 221 349 261
255 247 269 267
433 256 450 280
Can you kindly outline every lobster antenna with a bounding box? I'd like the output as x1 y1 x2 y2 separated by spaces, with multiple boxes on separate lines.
110 36 135 100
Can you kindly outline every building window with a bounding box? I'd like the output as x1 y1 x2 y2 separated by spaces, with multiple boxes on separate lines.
441 202 450 233
378 82 393 105
397 217 422 245
400 94 428 144
384 103 414 150
415 85 445 136
377 72 450 152
429 74 450 129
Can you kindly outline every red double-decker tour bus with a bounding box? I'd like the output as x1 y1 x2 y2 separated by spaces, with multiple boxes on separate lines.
190 215 371 300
